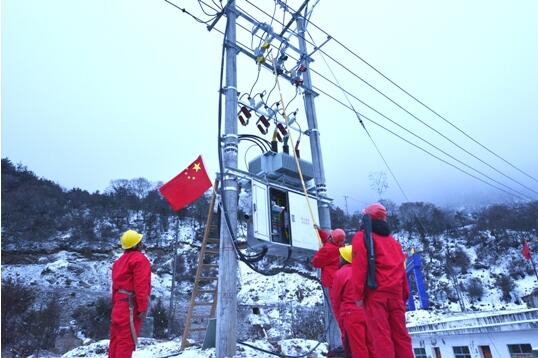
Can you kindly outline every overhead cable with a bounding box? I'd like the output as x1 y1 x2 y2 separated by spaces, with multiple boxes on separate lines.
228 18 533 199
299 7 538 185
312 84 524 200
164 0 215 24
303 30 533 200
240 0 538 193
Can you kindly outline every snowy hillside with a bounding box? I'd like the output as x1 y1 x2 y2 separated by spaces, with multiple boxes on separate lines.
2 160 538 356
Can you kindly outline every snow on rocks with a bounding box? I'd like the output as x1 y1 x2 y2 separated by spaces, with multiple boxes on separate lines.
237 262 323 307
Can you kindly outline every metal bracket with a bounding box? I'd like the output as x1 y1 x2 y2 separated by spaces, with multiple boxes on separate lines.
308 35 332 57
223 40 240 53
206 1 230 32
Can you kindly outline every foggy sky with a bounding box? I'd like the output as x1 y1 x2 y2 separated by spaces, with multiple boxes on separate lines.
2 0 538 213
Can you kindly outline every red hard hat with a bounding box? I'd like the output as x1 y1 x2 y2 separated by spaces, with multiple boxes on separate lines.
363 203 387 221
331 229 346 245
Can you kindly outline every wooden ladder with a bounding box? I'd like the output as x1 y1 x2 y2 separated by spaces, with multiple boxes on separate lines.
180 180 220 349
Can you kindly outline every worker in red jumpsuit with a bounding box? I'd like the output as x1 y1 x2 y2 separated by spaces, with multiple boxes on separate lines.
311 224 346 288
311 224 346 353
351 203 413 358
109 229 152 358
330 245 374 358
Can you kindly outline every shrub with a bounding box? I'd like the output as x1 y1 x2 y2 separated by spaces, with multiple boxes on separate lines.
466 278 484 301
151 299 169 339
73 297 112 340
496 274 515 302
290 307 324 341
34 297 62 350
447 248 470 274
1 279 37 347
7 296 61 357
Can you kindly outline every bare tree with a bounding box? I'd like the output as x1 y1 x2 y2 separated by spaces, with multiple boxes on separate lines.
369 171 388 198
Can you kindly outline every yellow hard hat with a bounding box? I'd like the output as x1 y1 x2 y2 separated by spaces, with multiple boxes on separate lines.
339 245 352 263
120 230 143 249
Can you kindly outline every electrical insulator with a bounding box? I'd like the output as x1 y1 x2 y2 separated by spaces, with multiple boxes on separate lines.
275 123 288 142
255 37 273 65
266 104 279 120
249 97 264 111
239 114 248 126
256 115 270 134
238 106 251 126
298 64 307 72
290 66 304 87
254 48 266 65
292 77 304 87
287 111 297 126
275 48 288 75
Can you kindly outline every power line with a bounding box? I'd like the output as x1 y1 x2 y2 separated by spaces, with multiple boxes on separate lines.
300 30 411 202
312 84 525 200
275 0 538 185
238 0 538 196
197 0 219 17
302 31 533 200
233 20 529 199
310 42 538 197
171 1 531 200
307 21 538 187
227 17 532 199
164 0 215 24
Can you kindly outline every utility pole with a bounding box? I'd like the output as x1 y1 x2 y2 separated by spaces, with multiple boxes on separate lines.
216 1 238 357
344 195 350 217
297 15 341 350
168 217 180 333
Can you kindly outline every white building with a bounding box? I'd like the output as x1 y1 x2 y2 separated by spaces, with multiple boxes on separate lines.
408 308 538 358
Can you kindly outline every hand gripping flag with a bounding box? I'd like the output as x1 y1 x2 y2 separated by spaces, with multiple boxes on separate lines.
523 240 532 261
159 155 212 211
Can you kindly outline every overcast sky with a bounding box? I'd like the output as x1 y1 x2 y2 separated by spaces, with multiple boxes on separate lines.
3 0 537 213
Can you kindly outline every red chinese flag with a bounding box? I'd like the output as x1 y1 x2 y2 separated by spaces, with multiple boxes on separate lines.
523 240 532 260
159 155 212 211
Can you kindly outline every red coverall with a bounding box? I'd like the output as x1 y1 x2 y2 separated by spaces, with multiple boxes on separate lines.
109 250 152 358
351 231 413 358
330 264 374 358
311 227 341 288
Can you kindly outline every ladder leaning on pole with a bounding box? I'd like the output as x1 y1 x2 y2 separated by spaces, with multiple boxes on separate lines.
181 180 220 349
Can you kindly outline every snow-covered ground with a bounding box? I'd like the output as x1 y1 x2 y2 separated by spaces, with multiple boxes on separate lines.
238 262 323 307
61 338 327 358
4 221 537 357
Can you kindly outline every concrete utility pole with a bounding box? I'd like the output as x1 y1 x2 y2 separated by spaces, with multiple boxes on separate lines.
216 1 238 357
297 16 341 350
